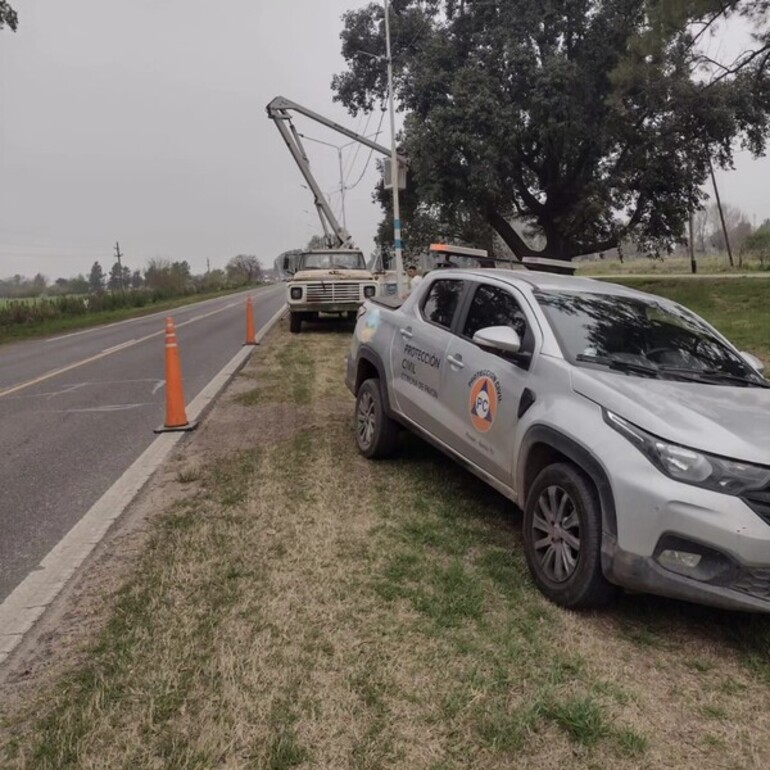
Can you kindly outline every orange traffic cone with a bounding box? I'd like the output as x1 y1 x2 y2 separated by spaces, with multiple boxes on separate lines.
155 317 197 433
245 296 258 345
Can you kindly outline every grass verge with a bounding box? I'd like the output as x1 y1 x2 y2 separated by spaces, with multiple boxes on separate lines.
604 277 770 360
577 254 769 276
0 317 768 769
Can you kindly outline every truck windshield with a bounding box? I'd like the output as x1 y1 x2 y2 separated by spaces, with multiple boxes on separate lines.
535 290 765 385
301 252 365 270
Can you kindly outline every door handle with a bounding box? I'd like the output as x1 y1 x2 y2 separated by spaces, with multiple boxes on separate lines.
400 327 413 339
447 354 464 369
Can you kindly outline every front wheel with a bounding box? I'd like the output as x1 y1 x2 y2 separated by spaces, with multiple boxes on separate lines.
289 312 302 334
355 379 399 459
522 463 616 608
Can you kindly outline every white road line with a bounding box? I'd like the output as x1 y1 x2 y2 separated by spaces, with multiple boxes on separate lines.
45 285 279 343
54 403 149 413
102 339 137 354
1 294 276 399
0 304 286 668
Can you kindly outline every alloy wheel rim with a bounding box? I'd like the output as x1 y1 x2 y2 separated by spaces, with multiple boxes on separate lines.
356 391 376 448
531 485 581 583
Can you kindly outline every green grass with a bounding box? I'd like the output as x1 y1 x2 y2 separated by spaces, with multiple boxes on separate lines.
578 253 769 276
603 277 770 360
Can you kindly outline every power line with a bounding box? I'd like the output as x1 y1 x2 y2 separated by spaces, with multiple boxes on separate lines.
343 110 373 183
345 110 387 192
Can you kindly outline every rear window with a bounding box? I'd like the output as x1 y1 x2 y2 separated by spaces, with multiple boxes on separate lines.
421 279 464 330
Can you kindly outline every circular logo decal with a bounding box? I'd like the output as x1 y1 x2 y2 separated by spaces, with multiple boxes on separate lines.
360 307 381 343
469 376 497 433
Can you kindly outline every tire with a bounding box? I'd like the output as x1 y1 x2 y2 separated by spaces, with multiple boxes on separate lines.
522 463 616 609
355 378 399 459
289 312 302 334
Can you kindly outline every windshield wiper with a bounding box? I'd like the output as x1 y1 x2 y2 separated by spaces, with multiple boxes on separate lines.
657 366 770 388
576 354 661 378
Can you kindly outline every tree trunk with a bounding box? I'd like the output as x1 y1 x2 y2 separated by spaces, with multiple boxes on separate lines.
485 204 627 263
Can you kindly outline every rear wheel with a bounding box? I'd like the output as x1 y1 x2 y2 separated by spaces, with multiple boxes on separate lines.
522 463 616 608
289 312 302 334
355 379 399 459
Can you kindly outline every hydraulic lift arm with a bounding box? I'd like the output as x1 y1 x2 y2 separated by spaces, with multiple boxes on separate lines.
266 95 407 249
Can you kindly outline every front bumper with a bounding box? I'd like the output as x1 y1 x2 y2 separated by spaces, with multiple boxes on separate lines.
604 541 770 613
288 301 361 314
596 426 770 612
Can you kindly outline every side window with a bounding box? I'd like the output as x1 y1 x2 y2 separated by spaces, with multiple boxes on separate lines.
421 279 464 330
463 284 530 346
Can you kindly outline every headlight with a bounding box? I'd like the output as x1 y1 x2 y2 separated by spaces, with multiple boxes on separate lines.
289 286 303 300
363 285 376 298
603 409 770 495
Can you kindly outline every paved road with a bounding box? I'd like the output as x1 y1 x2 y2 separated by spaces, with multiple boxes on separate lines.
0 284 286 603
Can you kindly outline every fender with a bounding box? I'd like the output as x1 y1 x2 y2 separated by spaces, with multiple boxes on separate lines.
518 425 618 536
354 346 396 418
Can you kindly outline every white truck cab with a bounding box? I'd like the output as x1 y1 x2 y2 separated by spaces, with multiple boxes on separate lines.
283 249 378 333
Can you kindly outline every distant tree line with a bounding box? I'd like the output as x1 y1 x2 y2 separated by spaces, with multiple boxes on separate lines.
1 254 264 300
0 254 265 330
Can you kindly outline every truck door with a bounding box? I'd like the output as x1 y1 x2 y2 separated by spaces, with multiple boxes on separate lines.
389 277 466 441
441 281 538 486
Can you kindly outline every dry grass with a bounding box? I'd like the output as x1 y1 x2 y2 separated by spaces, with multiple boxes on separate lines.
1 315 769 769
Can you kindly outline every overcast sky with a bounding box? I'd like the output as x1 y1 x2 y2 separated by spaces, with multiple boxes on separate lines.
1 0 769 280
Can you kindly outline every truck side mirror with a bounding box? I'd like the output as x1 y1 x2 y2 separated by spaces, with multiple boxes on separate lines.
282 256 294 274
473 326 531 368
473 326 521 354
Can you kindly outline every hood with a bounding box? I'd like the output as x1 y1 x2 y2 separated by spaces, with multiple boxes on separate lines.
571 367 770 465
293 268 373 282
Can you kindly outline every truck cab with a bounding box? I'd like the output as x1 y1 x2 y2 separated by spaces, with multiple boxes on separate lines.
283 248 379 333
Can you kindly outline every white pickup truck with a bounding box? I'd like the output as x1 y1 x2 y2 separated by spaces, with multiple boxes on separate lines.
346 268 770 613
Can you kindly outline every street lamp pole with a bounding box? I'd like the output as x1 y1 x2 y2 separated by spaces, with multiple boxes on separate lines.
299 134 348 231
384 0 405 296
337 147 347 231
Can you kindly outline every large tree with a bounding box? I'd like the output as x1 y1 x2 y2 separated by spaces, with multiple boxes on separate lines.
333 1 770 261
0 1 18 31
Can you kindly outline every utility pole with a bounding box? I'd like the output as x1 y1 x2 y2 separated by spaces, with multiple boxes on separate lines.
114 241 125 291
384 0 405 297
206 258 211 274
688 211 697 274
709 159 735 268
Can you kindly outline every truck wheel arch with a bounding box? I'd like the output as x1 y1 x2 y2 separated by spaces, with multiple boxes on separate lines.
518 426 618 537
354 348 395 418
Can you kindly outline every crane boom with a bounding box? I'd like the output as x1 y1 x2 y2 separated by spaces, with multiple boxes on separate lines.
266 95 407 249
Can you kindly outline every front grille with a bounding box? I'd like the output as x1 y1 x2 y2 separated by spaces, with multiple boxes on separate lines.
731 567 770 601
304 282 362 303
